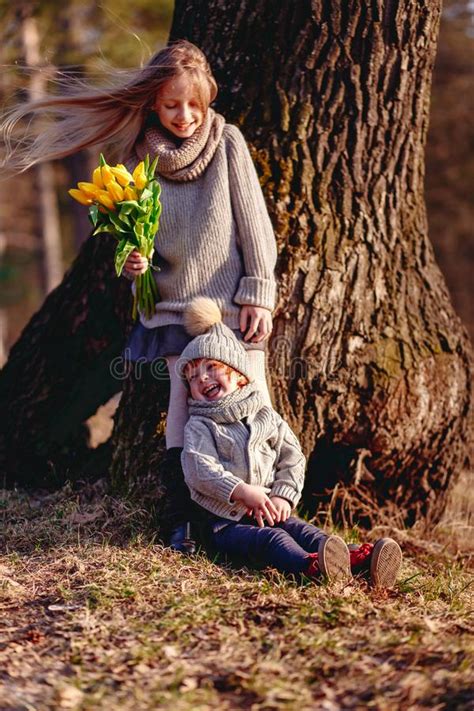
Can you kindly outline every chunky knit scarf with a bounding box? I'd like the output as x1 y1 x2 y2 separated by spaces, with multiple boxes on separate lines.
135 108 226 182
188 383 264 424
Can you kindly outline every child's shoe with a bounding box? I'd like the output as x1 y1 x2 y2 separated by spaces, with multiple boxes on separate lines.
350 538 402 588
305 535 351 581
169 521 197 555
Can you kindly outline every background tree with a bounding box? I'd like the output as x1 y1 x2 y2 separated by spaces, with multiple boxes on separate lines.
0 1 471 529
19 4 63 292
425 2 474 342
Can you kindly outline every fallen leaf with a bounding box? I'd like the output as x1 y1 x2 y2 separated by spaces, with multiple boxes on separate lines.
180 676 198 692
163 645 179 660
48 603 81 612
55 684 84 709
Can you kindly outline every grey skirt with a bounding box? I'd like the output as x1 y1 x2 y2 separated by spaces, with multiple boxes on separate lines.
124 322 264 362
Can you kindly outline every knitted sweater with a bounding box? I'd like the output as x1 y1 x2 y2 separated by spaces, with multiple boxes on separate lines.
181 384 306 521
129 112 278 330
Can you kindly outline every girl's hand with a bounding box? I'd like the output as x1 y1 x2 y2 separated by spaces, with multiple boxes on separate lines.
239 305 273 343
231 482 278 527
269 496 292 523
124 250 148 277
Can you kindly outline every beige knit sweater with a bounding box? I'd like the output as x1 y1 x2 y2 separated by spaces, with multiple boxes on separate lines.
182 384 306 522
129 111 278 330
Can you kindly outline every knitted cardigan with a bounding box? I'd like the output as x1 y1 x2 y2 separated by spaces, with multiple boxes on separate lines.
128 110 278 329
181 384 307 521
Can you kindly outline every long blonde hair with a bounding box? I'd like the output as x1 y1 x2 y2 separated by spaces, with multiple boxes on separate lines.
1 39 218 173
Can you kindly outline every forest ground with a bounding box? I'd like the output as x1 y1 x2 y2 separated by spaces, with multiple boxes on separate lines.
1 463 472 710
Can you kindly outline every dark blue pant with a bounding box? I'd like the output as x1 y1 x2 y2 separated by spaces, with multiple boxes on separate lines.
210 516 327 574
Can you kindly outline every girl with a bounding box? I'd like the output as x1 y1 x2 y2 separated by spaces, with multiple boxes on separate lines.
122 42 277 551
3 40 277 551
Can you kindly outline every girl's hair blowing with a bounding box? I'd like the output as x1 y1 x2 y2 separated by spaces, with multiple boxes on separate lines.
1 39 218 174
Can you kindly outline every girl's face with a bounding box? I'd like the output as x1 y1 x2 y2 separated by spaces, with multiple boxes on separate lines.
154 74 205 139
185 359 247 402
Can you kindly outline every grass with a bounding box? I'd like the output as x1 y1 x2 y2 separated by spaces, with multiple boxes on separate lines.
1 476 473 710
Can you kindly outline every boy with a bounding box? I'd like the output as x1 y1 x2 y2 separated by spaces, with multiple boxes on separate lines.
178 298 402 585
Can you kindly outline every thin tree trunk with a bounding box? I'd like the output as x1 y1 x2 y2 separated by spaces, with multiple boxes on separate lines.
20 10 63 292
57 9 97 251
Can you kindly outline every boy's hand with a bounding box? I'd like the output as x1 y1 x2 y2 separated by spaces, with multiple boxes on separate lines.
231 482 278 527
124 249 148 277
240 305 272 343
269 496 292 523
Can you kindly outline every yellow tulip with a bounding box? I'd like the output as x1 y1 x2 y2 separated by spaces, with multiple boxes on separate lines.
123 186 138 201
106 181 124 202
101 164 116 186
96 190 115 211
110 164 133 187
92 166 105 189
78 181 101 199
68 188 93 206
132 161 147 190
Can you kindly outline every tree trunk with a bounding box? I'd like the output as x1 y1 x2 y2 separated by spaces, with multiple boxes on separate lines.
20 10 63 292
0 236 132 487
58 10 98 251
111 0 472 526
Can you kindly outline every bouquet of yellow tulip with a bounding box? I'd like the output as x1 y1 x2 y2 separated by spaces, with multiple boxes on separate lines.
69 154 161 320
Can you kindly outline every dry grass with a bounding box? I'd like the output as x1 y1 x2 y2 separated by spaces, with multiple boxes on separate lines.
1 477 473 711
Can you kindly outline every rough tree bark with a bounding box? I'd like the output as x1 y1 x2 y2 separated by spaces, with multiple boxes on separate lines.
111 0 472 526
0 236 132 487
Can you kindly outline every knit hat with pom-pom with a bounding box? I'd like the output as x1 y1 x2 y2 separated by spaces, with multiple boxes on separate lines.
178 297 252 381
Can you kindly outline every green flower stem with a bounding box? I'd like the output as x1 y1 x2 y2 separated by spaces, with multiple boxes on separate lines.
133 268 158 320
132 290 138 321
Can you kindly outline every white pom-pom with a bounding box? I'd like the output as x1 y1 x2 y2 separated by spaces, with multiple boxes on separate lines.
183 297 222 336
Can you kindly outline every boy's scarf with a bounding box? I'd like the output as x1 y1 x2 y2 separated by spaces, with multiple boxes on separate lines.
188 382 264 424
136 108 226 182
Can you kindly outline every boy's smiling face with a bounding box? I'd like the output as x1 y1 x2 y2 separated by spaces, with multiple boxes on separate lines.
185 358 247 402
